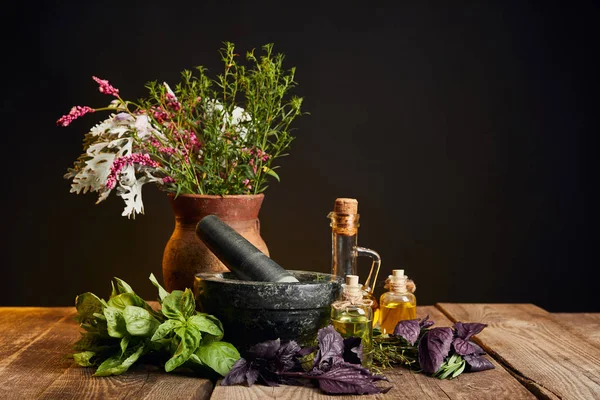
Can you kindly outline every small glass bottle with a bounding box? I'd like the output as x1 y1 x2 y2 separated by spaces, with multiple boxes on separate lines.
331 275 374 366
379 269 417 334
328 198 381 322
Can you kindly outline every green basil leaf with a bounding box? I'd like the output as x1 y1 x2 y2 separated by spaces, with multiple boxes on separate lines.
103 306 127 338
75 293 106 324
108 293 146 311
165 327 201 372
120 336 130 356
194 341 240 377
94 343 145 377
151 319 184 341
149 273 169 302
112 277 135 295
161 289 195 321
73 351 96 367
188 314 223 340
123 306 159 337
161 290 185 321
181 288 196 319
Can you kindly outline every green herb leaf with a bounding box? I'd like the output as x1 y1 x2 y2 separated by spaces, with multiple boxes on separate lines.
161 289 195 321
151 319 184 341
107 293 147 311
94 343 146 377
263 166 280 182
103 306 127 338
188 314 223 339
123 306 160 337
112 277 135 295
165 326 201 372
149 273 169 302
194 341 240 377
75 292 106 324
73 351 96 367
120 336 130 356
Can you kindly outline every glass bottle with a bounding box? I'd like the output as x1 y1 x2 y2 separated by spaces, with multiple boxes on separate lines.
328 198 382 322
379 269 417 334
331 275 374 366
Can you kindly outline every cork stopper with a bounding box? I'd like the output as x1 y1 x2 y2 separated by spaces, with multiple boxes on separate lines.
389 269 407 292
343 274 362 296
334 198 358 214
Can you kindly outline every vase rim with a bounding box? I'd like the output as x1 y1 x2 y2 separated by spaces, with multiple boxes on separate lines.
167 193 264 200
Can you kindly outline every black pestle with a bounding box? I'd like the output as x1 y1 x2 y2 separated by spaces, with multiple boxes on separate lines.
196 215 299 283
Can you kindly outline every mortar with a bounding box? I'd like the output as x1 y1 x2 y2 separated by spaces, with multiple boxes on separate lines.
194 270 342 350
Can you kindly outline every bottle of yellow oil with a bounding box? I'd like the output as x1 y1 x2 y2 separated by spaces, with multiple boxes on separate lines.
331 275 374 366
379 269 417 334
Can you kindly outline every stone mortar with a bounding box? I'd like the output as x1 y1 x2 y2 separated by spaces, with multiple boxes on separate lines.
194 270 343 351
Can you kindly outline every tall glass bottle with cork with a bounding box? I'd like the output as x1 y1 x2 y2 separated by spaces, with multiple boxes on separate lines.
328 198 381 321
331 275 374 366
379 269 417 334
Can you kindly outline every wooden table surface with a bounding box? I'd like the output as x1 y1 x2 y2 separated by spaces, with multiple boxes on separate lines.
0 304 598 400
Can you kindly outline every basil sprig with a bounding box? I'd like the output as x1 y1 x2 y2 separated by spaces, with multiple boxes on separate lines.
72 274 240 377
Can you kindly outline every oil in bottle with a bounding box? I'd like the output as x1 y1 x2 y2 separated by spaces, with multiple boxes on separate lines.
379 269 417 334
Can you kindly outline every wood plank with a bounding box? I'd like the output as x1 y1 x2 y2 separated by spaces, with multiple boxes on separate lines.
553 313 600 348
0 307 74 370
0 308 81 399
38 364 213 400
437 303 600 400
211 306 534 399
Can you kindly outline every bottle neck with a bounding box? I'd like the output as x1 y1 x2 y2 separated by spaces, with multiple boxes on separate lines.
329 212 360 278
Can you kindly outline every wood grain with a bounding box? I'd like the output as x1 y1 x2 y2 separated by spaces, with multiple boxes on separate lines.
38 364 213 400
211 306 535 400
0 307 74 370
553 313 600 348
437 303 600 400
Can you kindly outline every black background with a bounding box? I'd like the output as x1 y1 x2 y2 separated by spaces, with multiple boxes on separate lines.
4 1 598 311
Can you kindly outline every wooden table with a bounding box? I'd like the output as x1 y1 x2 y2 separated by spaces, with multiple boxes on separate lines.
0 304 598 399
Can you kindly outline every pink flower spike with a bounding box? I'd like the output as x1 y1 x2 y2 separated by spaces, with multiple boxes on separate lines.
92 76 120 97
162 176 175 184
56 106 95 127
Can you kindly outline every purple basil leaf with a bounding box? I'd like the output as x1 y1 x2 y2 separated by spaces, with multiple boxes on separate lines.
463 354 495 372
245 364 259 386
469 341 486 355
419 314 435 329
418 327 453 374
297 346 317 357
248 338 281 360
222 358 250 386
343 337 363 364
275 340 301 371
393 319 420 345
454 322 487 340
314 325 344 371
452 337 481 356
312 362 391 395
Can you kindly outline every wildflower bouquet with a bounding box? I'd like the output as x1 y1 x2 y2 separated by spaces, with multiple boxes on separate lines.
60 43 304 218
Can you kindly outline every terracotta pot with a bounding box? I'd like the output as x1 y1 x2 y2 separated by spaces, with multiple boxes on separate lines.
162 193 269 292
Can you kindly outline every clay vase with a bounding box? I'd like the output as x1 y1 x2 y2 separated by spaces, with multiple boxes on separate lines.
162 194 269 292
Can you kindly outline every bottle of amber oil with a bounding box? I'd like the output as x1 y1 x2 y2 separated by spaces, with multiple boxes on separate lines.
379 269 417 334
331 275 374 366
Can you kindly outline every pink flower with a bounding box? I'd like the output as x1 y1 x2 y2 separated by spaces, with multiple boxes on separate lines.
105 153 160 189
243 179 252 190
162 176 175 184
56 106 95 127
92 76 120 97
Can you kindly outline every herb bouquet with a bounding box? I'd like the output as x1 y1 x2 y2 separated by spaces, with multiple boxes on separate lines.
60 43 303 218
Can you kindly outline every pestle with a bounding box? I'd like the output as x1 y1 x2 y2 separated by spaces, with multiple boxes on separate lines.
196 215 299 283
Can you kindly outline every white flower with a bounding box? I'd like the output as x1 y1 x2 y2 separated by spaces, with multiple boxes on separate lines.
205 99 252 140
